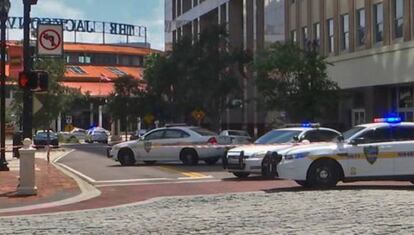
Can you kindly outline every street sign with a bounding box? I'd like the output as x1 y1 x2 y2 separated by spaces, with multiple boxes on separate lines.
37 24 63 56
33 95 43 114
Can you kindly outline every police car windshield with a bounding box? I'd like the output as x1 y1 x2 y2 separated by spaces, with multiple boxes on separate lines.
255 130 302 144
342 126 366 140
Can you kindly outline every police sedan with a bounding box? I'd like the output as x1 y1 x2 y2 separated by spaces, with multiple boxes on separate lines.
276 118 414 187
224 124 340 178
108 126 231 166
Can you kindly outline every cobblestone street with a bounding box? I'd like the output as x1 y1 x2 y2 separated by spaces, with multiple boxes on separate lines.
2 188 414 234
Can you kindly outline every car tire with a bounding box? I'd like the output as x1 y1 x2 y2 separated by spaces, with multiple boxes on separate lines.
204 157 219 165
180 149 199 165
118 149 136 166
307 160 338 188
233 172 250 178
144 161 157 165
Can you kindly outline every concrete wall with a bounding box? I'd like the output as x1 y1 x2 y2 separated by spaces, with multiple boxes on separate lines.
328 40 414 89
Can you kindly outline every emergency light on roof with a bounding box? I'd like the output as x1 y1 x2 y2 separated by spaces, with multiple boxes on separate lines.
374 117 401 123
285 123 321 128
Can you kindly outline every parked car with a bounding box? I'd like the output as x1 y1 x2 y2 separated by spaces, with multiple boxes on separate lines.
224 124 341 178
130 129 148 140
59 127 87 142
220 130 252 144
33 131 59 148
86 127 109 144
108 126 232 166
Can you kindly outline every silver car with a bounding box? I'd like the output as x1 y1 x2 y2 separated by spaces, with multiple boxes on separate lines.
86 128 108 144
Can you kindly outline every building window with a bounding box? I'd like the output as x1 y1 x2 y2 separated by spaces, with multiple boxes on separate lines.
373 3 384 43
356 8 366 47
327 18 334 53
392 0 403 39
78 54 91 64
313 22 320 46
67 66 86 74
290 30 297 43
341 14 349 51
302 26 308 48
107 67 127 76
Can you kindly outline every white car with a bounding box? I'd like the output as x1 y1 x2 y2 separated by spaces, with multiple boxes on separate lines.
276 118 414 187
219 130 252 144
108 126 231 166
224 126 340 178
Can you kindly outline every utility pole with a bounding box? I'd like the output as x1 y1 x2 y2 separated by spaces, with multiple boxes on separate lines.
22 0 37 139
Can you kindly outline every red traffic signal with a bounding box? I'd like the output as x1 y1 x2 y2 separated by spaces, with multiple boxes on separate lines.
18 71 49 91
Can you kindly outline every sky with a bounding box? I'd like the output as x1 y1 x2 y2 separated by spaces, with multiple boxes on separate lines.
8 0 165 50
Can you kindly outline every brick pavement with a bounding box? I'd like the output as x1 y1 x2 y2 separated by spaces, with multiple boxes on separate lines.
0 150 81 210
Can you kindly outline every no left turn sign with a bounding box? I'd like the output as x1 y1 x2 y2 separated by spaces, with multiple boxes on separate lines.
37 24 63 56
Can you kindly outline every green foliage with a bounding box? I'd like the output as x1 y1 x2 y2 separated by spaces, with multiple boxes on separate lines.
255 42 339 122
143 25 251 129
106 75 146 130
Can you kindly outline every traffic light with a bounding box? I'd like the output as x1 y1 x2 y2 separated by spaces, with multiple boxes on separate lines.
18 70 49 91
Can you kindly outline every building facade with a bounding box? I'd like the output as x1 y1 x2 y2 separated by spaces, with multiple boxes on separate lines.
7 41 158 134
286 0 414 128
165 0 285 136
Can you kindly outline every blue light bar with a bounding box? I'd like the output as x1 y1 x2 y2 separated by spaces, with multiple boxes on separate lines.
374 117 401 123
301 123 312 128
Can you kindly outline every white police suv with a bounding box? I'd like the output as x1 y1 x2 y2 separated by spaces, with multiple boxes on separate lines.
276 117 414 187
223 124 340 178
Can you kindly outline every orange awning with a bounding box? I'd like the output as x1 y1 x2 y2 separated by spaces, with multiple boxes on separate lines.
64 43 159 55
63 82 114 97
64 65 143 82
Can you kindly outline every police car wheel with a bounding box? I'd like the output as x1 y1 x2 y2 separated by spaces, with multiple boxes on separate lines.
180 149 199 166
308 160 338 188
118 149 136 166
233 172 250 178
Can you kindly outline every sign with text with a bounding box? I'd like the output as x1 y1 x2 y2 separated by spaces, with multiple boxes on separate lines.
37 24 63 56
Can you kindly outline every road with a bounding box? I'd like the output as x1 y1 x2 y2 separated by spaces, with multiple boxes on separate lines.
57 143 237 186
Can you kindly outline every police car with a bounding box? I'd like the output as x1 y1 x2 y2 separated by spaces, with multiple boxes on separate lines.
108 126 231 166
224 124 340 178
275 117 414 187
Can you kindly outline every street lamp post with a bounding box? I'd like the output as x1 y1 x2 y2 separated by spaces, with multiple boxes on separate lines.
0 0 9 171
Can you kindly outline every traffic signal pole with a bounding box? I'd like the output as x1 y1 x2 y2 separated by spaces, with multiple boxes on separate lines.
22 0 33 139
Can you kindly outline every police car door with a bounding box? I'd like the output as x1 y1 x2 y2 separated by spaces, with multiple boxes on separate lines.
345 127 394 177
139 130 166 161
162 129 191 161
393 125 414 176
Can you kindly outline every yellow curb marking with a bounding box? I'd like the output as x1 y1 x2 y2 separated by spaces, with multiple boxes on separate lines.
157 166 208 178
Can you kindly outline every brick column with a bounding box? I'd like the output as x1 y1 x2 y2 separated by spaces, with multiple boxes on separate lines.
333 0 340 55
383 0 391 45
349 0 355 52
320 0 326 55
404 0 411 41
284 0 290 41
364 0 372 49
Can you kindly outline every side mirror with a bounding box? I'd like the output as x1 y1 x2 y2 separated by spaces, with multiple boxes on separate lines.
292 136 299 142
139 136 145 141
337 135 344 142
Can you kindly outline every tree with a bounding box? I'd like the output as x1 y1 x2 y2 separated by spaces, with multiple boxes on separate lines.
106 75 145 135
143 25 251 131
255 42 339 123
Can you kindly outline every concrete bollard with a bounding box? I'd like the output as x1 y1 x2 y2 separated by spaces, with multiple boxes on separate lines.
16 138 37 196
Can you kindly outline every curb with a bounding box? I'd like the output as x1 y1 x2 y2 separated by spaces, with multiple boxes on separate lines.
0 149 101 214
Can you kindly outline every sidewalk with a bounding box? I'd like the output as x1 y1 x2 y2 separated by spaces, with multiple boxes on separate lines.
0 149 81 210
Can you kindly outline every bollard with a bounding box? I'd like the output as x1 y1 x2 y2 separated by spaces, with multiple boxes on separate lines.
16 138 37 196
